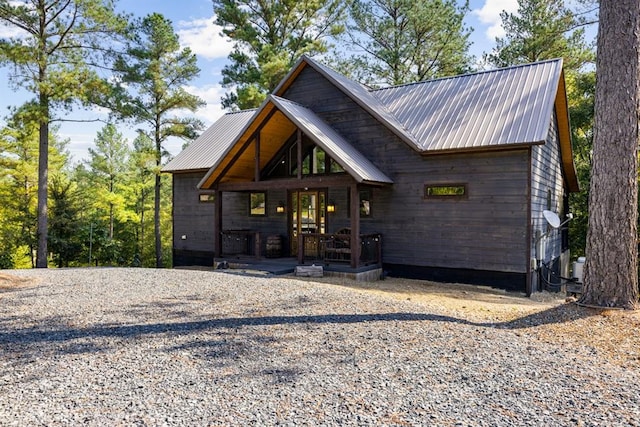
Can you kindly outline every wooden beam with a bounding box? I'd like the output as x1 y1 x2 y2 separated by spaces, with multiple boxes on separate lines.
217 173 355 192
350 184 360 268
215 190 223 258
212 107 278 187
297 129 302 180
255 132 260 182
213 136 256 187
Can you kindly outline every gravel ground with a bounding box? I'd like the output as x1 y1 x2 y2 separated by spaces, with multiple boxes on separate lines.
0 268 639 426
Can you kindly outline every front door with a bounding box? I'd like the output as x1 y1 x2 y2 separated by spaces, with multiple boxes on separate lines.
290 190 326 257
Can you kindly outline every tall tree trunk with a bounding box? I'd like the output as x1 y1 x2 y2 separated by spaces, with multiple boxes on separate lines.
140 189 145 266
35 98 49 268
580 0 640 309
154 133 162 268
154 172 161 267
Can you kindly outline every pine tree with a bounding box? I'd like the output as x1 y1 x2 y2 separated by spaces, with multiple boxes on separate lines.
580 0 640 309
0 0 127 267
113 13 204 268
86 124 130 241
340 0 472 86
0 104 69 267
213 0 347 109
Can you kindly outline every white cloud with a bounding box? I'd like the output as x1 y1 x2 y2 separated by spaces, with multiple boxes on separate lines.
472 0 519 40
184 83 227 125
0 22 27 39
177 17 234 60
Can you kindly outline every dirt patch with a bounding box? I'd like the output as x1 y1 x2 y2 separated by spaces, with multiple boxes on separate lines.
299 275 640 368
0 273 37 291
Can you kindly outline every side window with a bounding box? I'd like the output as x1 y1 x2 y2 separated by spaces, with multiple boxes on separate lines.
424 184 467 199
249 192 266 216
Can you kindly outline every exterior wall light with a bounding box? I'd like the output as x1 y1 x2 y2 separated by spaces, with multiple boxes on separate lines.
276 202 286 213
327 201 336 213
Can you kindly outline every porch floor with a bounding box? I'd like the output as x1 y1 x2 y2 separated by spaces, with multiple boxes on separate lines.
211 256 383 281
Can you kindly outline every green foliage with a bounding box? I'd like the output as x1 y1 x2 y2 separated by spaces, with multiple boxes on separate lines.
485 0 595 71
86 123 131 239
126 133 157 266
0 0 128 267
48 175 84 268
113 13 205 143
566 71 595 258
0 105 70 267
113 12 204 267
338 0 473 86
213 0 348 109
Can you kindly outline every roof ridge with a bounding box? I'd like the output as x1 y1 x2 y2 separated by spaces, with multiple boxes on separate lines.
371 58 564 92
269 94 306 108
227 108 258 115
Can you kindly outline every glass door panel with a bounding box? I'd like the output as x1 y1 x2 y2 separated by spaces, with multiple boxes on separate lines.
290 190 327 256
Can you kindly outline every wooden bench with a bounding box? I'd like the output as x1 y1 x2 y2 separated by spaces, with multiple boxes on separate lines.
324 229 351 263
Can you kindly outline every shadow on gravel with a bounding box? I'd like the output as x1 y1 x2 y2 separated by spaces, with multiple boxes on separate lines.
0 305 594 354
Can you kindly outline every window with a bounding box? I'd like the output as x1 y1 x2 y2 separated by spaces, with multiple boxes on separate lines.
348 189 372 217
424 184 467 198
199 193 215 203
249 192 266 216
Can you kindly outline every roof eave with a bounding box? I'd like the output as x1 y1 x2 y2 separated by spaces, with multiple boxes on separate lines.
418 141 541 156
197 107 266 190
555 69 580 193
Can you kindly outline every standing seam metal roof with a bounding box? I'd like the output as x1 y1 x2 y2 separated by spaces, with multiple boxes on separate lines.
161 110 256 172
371 59 563 152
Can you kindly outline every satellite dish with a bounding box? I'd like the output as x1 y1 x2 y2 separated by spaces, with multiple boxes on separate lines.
543 210 561 229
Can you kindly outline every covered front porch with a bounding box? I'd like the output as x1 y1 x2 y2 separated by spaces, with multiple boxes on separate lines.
217 228 382 268
197 94 393 276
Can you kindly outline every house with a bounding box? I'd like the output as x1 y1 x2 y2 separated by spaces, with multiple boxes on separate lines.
162 56 579 294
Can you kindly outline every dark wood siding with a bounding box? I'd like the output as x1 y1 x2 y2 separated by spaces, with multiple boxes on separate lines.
173 173 216 252
284 66 530 274
220 189 290 253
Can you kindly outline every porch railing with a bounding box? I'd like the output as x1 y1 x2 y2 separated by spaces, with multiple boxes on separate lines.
301 232 382 266
220 230 260 257
220 230 382 266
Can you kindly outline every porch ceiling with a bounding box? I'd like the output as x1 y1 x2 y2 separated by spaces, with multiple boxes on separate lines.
199 104 296 187
222 109 295 183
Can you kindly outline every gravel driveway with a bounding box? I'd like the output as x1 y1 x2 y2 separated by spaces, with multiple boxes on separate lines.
0 268 638 426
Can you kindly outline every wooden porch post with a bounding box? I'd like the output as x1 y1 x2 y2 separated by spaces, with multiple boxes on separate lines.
296 129 302 180
254 133 260 182
350 184 360 268
215 190 223 259
297 129 304 264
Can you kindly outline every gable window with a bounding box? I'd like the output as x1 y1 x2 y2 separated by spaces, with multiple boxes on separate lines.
424 184 467 198
249 192 266 216
264 135 346 179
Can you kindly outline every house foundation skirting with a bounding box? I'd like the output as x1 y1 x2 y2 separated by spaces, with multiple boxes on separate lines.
173 249 215 267
382 263 527 292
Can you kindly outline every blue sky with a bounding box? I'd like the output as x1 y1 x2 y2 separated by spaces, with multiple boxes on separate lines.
0 0 520 163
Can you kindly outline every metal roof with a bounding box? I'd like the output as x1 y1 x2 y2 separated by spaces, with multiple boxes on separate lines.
161 110 255 172
270 95 393 185
372 59 563 152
